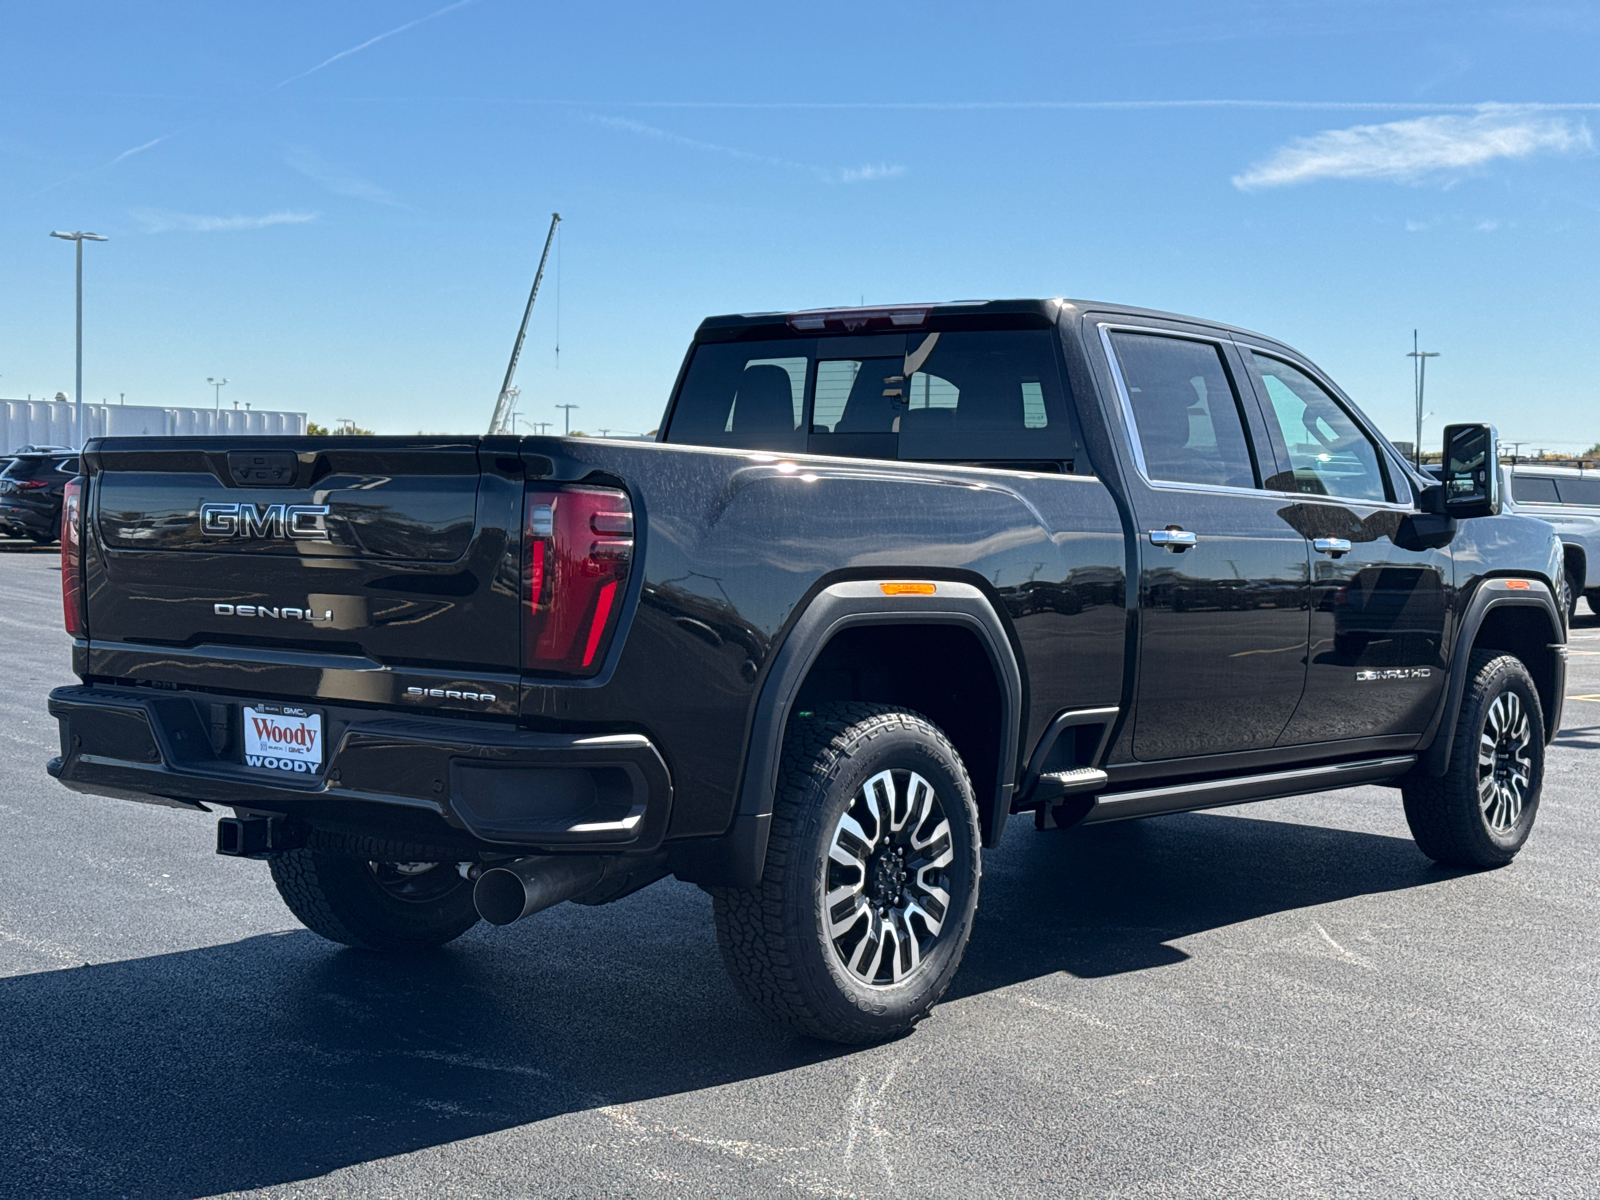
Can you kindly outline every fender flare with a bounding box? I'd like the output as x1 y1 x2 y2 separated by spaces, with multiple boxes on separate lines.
1418 578 1565 777
683 580 1024 888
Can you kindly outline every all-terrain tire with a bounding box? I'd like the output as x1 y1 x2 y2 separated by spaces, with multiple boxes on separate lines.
269 836 479 952
1402 651 1545 869
711 702 982 1044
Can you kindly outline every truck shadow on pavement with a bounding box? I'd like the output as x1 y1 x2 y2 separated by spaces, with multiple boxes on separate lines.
0 811 1448 1197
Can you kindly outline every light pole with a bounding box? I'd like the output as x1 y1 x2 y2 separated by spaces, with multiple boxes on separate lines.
50 230 108 447
208 377 229 413
556 403 578 435
1407 331 1440 468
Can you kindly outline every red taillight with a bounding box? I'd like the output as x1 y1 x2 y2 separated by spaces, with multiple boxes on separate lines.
61 478 85 638
523 486 633 674
16 479 49 491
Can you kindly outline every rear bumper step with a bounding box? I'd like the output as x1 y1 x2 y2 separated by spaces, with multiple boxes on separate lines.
46 684 673 852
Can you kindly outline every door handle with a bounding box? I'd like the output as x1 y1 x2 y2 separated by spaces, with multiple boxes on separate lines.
1312 538 1352 557
1148 528 1197 551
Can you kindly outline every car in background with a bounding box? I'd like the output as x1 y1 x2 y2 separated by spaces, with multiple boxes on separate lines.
1504 464 1600 618
0 448 80 545
1423 461 1599 619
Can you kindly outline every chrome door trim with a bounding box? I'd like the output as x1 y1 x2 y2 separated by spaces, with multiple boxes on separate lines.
1097 321 1270 498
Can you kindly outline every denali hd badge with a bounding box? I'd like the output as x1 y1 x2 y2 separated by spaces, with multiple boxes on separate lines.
199 502 330 541
1356 668 1432 681
214 602 332 623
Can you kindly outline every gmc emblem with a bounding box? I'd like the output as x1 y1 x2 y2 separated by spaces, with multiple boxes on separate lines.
199 502 330 541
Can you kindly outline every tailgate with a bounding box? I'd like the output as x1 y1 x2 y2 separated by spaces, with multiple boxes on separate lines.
80 437 523 717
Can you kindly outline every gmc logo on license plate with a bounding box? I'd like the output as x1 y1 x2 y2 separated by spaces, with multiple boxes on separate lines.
199 502 330 541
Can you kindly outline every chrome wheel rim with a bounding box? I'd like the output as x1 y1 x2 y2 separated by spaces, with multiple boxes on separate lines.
824 769 955 988
1478 691 1533 834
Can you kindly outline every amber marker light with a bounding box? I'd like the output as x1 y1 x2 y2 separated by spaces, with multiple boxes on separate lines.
1504 580 1531 590
880 582 937 596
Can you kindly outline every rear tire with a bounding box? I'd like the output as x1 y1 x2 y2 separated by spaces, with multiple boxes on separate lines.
269 839 479 952
711 702 982 1044
1402 651 1545 869
1563 565 1582 621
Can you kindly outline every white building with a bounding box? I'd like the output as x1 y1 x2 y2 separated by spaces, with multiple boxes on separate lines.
4 398 308 453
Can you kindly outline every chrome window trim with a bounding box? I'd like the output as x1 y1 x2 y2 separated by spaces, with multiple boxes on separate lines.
1096 321 1270 499
1099 322 1423 512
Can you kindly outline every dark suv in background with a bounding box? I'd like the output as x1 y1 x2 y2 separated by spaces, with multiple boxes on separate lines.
0 447 79 544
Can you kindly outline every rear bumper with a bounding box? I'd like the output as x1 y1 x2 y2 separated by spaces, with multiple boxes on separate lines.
47 684 673 853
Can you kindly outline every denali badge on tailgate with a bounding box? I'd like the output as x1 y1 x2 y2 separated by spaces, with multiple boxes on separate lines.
214 602 332 623
242 704 323 774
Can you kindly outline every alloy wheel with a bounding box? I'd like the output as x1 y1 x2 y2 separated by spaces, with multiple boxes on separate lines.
824 769 955 987
1478 691 1533 834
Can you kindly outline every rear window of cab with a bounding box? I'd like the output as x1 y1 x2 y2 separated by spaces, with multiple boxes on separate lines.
663 330 1084 470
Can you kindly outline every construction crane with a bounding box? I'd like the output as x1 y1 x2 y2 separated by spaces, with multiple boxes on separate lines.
487 212 561 436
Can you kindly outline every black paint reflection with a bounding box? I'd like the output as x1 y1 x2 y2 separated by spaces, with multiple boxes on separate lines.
1277 500 1449 745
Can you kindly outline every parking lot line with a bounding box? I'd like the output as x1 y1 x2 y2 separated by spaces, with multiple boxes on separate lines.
1568 694 1600 702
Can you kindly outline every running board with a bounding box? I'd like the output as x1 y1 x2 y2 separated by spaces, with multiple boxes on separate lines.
1079 755 1417 825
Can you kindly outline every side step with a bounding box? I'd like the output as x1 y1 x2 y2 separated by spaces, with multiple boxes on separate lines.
1032 768 1109 830
1080 755 1417 825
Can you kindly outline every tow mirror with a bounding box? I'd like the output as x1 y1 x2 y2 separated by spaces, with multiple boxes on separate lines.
1440 423 1501 519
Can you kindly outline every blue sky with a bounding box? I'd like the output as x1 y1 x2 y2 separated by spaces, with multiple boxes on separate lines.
3 1 1598 450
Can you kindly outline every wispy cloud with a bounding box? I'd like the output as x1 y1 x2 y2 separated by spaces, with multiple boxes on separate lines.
278 0 476 87
592 115 904 184
1233 108 1592 190
285 146 399 205
33 130 178 195
839 163 905 183
108 135 170 167
132 209 318 233
538 98 1600 113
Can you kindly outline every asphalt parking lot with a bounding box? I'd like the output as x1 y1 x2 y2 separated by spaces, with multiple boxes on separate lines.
2 539 1597 1199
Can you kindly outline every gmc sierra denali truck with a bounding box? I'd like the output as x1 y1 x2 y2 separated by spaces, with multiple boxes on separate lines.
48 298 1567 1044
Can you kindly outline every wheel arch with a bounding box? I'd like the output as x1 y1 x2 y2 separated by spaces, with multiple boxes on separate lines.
1562 542 1587 593
1419 578 1566 777
686 580 1024 887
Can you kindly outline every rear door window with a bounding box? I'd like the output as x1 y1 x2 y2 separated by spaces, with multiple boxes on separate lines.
1107 331 1261 489
1512 475 1561 504
1557 477 1600 506
665 340 810 452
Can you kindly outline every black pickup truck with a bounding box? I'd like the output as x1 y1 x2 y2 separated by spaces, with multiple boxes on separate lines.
48 298 1567 1043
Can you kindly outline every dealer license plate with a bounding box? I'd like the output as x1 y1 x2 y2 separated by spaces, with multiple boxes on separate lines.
242 704 324 775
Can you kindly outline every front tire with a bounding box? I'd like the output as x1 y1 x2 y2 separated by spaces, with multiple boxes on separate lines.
269 838 479 952
1402 651 1545 868
712 702 982 1044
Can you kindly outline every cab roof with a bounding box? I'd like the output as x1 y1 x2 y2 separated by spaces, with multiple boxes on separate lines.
694 298 1285 348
